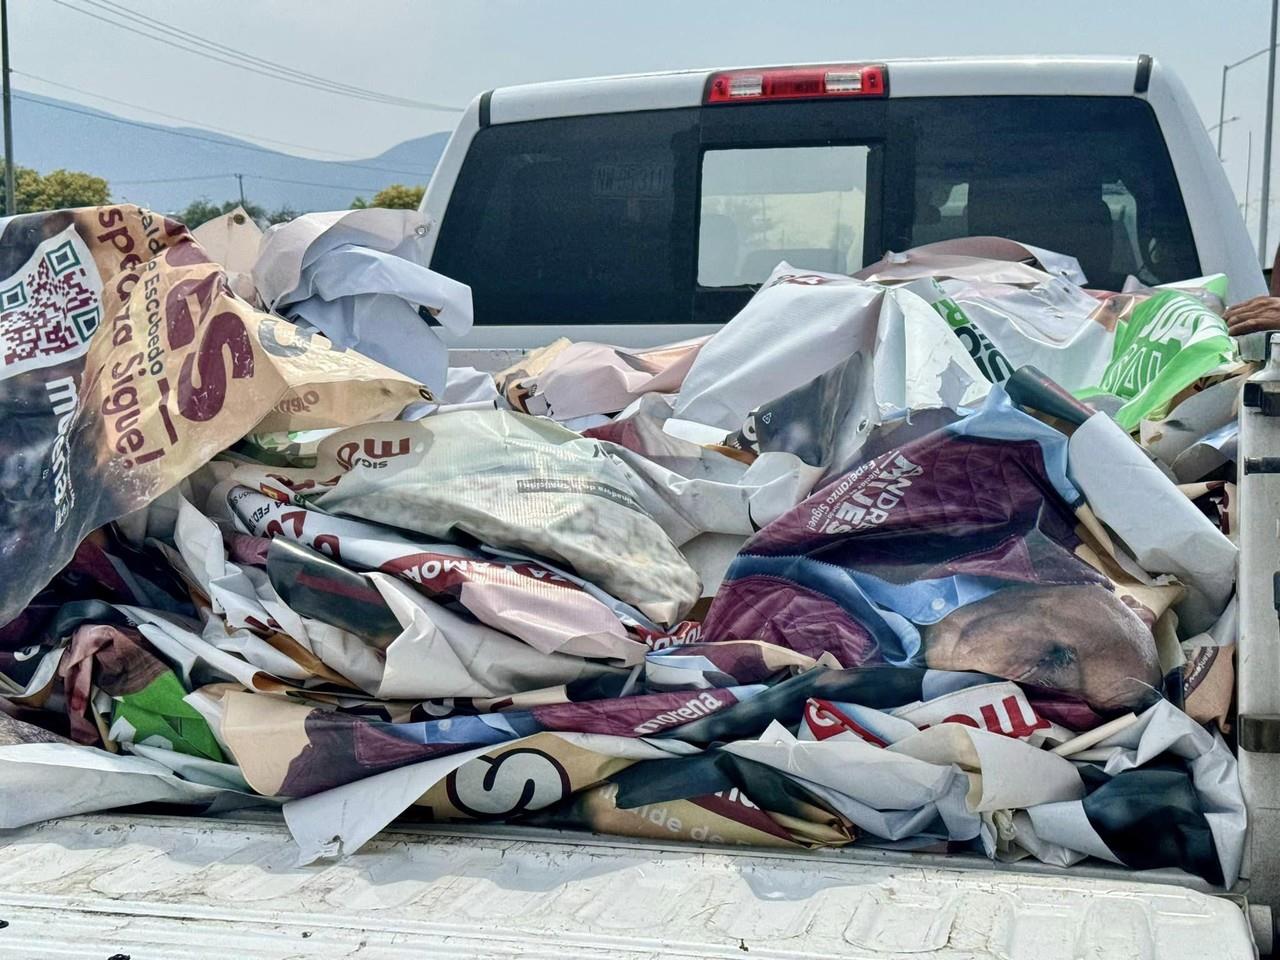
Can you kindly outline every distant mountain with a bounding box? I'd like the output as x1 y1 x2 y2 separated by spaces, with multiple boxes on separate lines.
10 91 450 214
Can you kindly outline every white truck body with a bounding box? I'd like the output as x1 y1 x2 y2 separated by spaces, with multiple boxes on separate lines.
0 56 1273 959
0 813 1258 959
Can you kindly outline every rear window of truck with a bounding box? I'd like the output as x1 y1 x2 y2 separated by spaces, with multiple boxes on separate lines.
432 96 1199 326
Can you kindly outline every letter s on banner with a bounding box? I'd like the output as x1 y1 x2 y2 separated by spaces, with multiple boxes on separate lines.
445 748 571 819
177 312 255 422
164 274 220 349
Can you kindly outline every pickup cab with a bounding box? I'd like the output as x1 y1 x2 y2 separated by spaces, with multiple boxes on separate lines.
423 54 1265 349
0 55 1274 960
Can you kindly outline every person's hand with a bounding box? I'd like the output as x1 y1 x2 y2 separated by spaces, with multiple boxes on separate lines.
1224 295 1280 335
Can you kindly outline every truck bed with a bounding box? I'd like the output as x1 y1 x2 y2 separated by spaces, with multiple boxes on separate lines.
0 812 1256 959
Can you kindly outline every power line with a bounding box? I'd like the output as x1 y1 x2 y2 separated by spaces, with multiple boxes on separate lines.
113 171 381 192
85 0 461 112
53 0 430 110
81 0 453 110
12 93 428 180
244 173 381 192
51 0 462 112
112 174 246 185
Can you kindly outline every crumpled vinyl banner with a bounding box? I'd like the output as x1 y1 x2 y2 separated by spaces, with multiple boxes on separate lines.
673 263 988 436
219 683 763 798
541 749 852 847
225 484 651 664
253 208 473 395
1067 412 1236 634
1084 289 1236 429
0 739 258 829
906 274 1110 393
855 237 1088 288
59 620 222 759
178 502 631 699
226 410 702 626
587 395 816 547
705 388 1165 713
1026 699 1242 887
0 205 427 631
282 731 689 863
913 274 1236 431
499 337 708 421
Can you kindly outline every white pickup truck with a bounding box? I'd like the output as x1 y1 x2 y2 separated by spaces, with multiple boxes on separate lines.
0 55 1275 960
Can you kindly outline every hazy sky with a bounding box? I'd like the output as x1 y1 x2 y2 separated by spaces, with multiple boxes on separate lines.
12 0 1280 238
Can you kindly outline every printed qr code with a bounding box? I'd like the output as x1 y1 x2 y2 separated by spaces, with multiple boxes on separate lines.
0 236 101 376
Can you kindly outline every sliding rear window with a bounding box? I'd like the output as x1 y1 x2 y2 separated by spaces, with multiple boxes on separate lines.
431 109 698 327
889 96 1199 291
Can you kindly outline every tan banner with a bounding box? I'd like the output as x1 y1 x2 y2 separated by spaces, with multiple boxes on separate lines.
0 205 427 628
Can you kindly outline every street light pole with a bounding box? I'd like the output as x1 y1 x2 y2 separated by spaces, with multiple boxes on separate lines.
1 0 15 217
1262 0 1279 267
1216 44 1278 162
1210 115 1240 138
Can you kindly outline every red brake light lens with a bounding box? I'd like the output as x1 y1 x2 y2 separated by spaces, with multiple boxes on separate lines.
705 64 887 103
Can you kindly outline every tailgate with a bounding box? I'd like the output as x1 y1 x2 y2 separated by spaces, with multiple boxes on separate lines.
0 814 1255 960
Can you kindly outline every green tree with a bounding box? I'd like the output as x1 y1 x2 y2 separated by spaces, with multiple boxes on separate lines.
7 164 109 213
267 205 300 225
350 183 424 210
173 197 265 229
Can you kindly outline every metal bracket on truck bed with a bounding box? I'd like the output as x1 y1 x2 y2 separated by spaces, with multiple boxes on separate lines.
1244 390 1280 419
1241 457 1280 474
1243 336 1280 416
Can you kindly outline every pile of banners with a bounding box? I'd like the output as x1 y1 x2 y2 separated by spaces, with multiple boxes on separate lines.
0 208 1248 889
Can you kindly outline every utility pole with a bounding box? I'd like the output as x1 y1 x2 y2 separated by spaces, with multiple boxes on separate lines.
2 0 15 217
1219 63 1230 159
235 172 246 207
1262 0 1279 267
1247 129 1255 227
